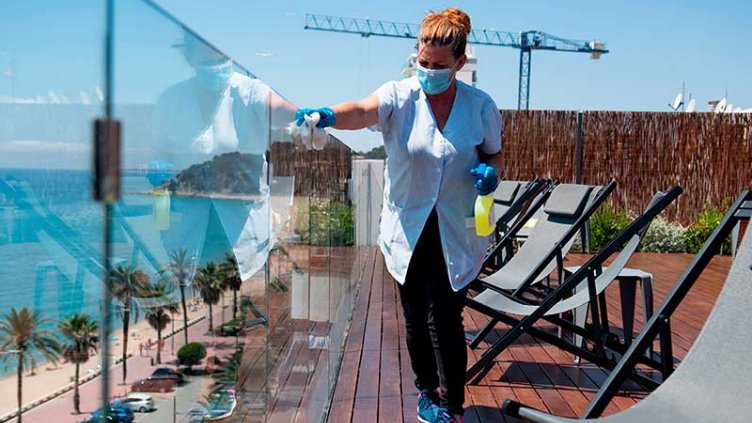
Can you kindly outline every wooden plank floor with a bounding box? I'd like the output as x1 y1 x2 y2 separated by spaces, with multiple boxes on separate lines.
326 251 732 423
259 245 375 423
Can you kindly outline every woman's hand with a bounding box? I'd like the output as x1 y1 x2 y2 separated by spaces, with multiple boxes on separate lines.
470 163 499 195
146 159 174 187
295 107 337 128
291 111 329 150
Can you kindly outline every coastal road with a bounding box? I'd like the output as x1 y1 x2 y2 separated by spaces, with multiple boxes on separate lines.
133 380 204 423
22 309 239 423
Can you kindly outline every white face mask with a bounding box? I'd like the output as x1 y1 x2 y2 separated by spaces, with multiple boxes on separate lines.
415 62 456 95
194 60 233 92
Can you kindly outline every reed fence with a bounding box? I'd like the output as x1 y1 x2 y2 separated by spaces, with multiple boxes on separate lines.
269 136 351 201
502 110 752 224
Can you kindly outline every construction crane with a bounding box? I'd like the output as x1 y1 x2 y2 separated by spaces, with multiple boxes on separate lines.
304 14 609 110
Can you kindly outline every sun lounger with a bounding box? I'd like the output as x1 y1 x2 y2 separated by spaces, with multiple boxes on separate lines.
493 179 550 234
467 181 616 348
502 189 752 422
479 181 615 295
466 187 681 383
489 179 552 266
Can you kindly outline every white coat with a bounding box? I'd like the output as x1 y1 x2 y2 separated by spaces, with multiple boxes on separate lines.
374 77 502 291
151 73 272 280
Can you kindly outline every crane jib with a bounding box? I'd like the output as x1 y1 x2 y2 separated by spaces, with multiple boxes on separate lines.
304 13 609 110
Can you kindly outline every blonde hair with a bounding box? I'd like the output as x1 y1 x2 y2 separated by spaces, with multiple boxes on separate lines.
419 7 472 59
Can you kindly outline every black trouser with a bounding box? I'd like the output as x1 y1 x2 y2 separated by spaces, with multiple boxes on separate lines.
398 209 467 415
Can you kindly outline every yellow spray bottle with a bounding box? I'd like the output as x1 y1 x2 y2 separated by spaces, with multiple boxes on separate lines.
153 188 171 231
474 193 496 236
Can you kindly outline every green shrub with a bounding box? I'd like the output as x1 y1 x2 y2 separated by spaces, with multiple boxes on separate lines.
213 318 244 336
295 200 354 246
571 233 583 252
357 145 386 160
684 205 731 254
589 207 632 251
178 342 207 368
640 216 687 253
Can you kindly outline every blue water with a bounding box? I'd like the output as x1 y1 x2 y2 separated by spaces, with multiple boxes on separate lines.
0 168 256 376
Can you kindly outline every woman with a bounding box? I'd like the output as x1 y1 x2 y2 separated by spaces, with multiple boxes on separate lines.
151 30 299 281
298 8 503 423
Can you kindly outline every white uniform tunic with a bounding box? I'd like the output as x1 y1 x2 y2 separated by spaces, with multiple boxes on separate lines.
152 73 271 171
374 77 502 291
151 73 273 281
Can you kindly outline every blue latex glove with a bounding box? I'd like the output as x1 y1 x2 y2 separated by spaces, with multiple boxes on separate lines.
146 159 174 187
470 163 499 196
295 107 337 128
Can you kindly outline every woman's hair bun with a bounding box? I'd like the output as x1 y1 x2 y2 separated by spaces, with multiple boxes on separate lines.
419 7 472 58
441 7 471 35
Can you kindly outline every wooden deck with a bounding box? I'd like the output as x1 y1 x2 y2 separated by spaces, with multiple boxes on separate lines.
325 249 732 423
246 245 367 423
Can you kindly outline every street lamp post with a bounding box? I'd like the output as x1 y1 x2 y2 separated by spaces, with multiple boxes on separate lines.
171 314 188 356
171 316 175 356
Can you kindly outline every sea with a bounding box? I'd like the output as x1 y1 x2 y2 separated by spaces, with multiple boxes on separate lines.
0 168 270 377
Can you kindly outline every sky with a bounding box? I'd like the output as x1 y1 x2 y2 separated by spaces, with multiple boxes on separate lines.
153 0 752 151
2 0 751 152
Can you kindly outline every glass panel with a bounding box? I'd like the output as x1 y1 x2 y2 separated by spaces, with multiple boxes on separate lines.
0 1 106 422
107 1 371 422
109 0 283 421
2 1 372 421
266 132 362 421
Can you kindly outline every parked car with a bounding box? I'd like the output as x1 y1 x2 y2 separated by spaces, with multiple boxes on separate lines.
151 367 186 385
131 376 177 393
82 416 120 423
186 404 208 423
203 388 237 421
90 406 135 423
112 392 155 413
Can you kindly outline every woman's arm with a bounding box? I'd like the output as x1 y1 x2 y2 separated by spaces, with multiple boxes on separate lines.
330 93 380 130
269 90 298 128
479 102 504 180
482 150 504 179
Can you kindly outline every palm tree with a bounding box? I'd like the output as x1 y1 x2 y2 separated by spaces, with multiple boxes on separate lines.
167 249 193 346
58 313 98 415
144 282 179 365
195 262 223 332
0 308 60 423
220 253 242 321
110 264 150 384
211 348 243 390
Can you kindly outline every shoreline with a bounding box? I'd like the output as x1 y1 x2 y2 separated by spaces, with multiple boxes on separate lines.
137 189 265 201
